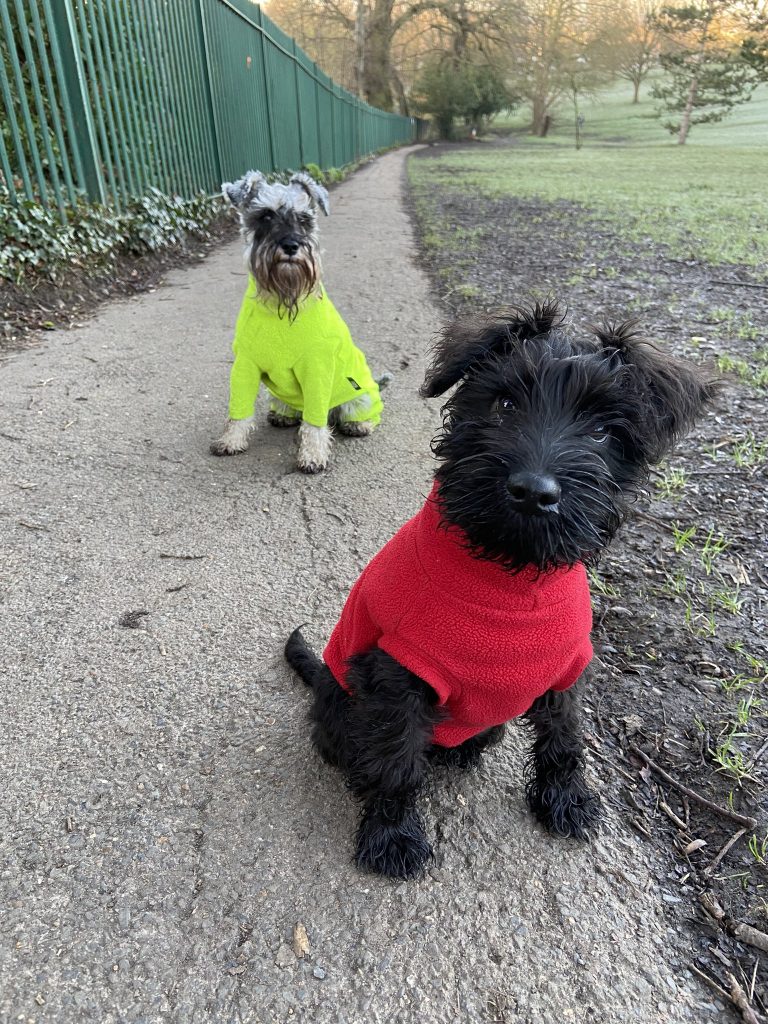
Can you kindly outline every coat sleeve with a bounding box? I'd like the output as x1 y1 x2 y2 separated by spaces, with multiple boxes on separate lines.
228 350 262 420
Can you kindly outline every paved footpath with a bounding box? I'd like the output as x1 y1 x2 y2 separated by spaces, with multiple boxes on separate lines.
1 148 713 1023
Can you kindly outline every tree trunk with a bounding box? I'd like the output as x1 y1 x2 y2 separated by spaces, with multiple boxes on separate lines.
532 95 548 136
391 69 409 116
362 0 394 110
450 0 470 65
572 86 581 150
678 74 698 144
632 77 640 103
354 1 366 100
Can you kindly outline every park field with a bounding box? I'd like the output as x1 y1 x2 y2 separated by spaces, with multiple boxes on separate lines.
412 82 768 269
408 82 768 1009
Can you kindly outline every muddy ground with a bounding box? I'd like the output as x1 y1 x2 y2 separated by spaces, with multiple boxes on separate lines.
0 214 235 354
409 142 768 1017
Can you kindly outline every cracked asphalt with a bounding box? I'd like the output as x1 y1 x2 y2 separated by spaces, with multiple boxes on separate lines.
0 148 722 1022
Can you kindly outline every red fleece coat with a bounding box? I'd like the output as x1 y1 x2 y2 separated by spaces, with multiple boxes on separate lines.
323 487 594 748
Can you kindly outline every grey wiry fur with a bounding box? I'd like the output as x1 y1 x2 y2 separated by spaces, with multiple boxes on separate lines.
209 415 254 456
289 171 330 215
221 170 329 321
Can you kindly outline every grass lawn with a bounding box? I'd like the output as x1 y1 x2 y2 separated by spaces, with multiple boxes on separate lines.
408 82 768 999
411 82 768 268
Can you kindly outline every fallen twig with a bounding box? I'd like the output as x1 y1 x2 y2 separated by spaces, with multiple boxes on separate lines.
629 744 757 830
704 828 747 878
732 922 768 955
633 509 677 525
726 972 763 1024
709 279 768 290
583 739 638 783
158 552 206 560
18 520 49 532
689 963 730 1001
690 962 764 1023
700 893 768 955
659 799 687 831
748 736 768 773
630 817 652 839
700 891 726 921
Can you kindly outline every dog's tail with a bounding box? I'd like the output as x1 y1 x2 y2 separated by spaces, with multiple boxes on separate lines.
285 626 325 690
377 371 394 391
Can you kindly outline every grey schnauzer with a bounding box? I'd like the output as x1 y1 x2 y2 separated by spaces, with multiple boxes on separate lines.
210 170 386 473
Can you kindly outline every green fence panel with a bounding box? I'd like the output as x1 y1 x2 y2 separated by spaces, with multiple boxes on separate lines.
0 0 421 214
200 0 274 184
261 13 302 171
293 47 318 167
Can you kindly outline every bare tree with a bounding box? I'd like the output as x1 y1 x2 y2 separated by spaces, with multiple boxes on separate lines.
269 0 509 111
506 0 628 136
614 0 659 101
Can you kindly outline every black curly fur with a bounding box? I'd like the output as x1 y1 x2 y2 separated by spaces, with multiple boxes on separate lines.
426 306 717 572
287 628 441 879
523 687 601 838
427 724 506 769
285 303 717 878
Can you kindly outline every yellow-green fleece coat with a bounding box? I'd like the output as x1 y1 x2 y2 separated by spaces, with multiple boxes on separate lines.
227 278 383 428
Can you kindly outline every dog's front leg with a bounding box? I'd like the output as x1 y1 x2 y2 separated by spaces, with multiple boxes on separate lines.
297 422 332 474
523 682 601 839
212 353 261 456
345 650 441 879
210 415 254 455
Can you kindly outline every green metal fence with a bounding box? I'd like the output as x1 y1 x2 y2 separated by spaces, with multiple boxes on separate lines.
0 0 421 214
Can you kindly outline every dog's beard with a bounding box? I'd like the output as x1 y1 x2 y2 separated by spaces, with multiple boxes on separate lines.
250 243 319 321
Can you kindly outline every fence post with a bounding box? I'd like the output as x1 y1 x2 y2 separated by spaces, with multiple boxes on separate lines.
256 6 277 172
291 39 304 169
313 61 322 168
195 0 224 186
47 0 105 203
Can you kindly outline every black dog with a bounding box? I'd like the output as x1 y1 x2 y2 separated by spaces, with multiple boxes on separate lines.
286 302 715 879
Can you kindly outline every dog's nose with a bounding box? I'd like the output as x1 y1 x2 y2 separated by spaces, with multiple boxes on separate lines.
506 471 561 513
280 238 300 256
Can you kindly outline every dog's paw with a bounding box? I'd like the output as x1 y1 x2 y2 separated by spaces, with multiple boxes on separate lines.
526 776 601 840
297 459 327 475
267 410 300 429
297 424 331 473
355 809 432 879
210 438 248 456
337 420 372 438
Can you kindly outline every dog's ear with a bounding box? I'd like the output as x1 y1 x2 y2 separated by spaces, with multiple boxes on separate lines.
221 170 266 209
290 172 330 215
421 301 565 397
592 320 719 460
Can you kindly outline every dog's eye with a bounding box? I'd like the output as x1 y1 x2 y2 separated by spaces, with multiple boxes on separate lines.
496 397 516 413
590 426 609 443
260 211 274 222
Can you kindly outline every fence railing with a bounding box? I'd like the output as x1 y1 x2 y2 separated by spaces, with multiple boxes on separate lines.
0 0 422 215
